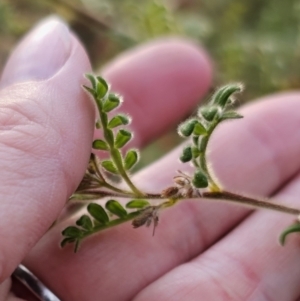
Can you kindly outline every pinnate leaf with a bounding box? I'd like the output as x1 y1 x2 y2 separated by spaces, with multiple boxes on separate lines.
178 119 197 137
105 200 127 218
87 203 109 224
60 237 76 248
192 170 208 188
101 160 119 174
108 114 130 128
83 85 96 97
85 74 97 89
200 106 219 122
221 111 243 120
126 200 150 209
76 215 93 231
193 122 207 135
103 94 121 112
62 226 83 238
96 76 109 99
212 83 243 107
124 149 139 170
93 139 109 150
180 145 192 163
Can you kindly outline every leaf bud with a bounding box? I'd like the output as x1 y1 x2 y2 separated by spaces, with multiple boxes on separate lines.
200 106 219 122
180 145 193 163
178 119 198 137
193 122 207 135
85 74 97 89
192 170 208 188
211 83 243 108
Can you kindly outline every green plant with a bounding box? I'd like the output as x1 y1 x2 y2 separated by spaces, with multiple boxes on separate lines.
61 75 300 252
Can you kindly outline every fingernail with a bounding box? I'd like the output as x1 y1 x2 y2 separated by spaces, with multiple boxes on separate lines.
0 16 72 88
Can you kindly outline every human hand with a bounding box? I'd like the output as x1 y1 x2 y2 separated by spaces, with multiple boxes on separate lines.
1 16 300 301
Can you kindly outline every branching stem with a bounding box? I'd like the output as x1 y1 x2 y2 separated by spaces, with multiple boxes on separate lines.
203 191 300 216
63 79 300 251
73 189 300 216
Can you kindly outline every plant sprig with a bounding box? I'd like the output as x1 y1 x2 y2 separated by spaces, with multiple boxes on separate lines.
84 75 143 196
62 199 150 252
61 75 300 252
177 84 243 192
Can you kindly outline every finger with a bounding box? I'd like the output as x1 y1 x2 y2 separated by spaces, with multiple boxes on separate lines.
0 17 94 281
208 92 300 195
0 279 11 300
6 296 25 301
98 38 212 147
134 170 300 301
24 92 300 301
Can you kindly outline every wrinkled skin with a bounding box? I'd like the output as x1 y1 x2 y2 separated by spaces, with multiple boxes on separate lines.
1 16 300 301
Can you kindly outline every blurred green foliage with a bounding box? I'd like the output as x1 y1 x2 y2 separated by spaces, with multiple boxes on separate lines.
2 0 300 99
78 0 300 100
1 0 300 165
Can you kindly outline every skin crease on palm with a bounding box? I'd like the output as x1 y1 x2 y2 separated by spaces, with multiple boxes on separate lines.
1 16 300 301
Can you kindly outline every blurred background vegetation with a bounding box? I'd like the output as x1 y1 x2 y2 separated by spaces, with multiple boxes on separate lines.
1 0 299 167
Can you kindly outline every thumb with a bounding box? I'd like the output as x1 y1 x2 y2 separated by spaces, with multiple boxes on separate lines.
0 17 94 281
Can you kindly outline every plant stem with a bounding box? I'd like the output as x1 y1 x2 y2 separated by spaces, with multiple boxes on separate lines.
76 199 177 248
199 119 221 192
102 182 132 195
203 191 300 216
71 190 162 201
90 153 133 195
74 189 300 216
92 173 128 193
81 211 141 240
110 148 144 196
70 188 300 252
